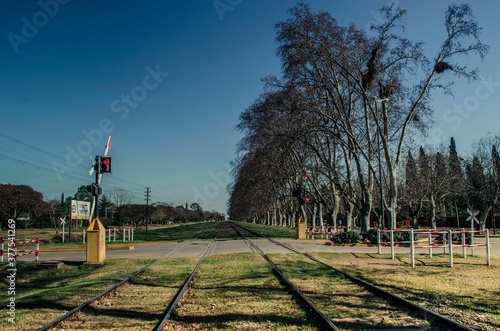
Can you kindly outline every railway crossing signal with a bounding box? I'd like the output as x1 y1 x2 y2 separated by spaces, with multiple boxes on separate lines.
99 156 112 174
466 209 479 224
86 183 102 196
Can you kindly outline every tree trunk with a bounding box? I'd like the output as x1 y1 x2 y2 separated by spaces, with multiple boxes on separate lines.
344 200 354 231
318 203 324 228
311 203 317 228
430 192 437 229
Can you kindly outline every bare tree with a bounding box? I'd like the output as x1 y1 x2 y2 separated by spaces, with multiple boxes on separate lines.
109 187 134 207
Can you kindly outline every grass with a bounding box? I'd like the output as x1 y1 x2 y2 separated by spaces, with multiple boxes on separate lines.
268 253 429 330
58 257 199 331
233 221 297 239
0 259 153 331
165 252 317 330
310 252 500 331
1 252 499 330
134 222 225 242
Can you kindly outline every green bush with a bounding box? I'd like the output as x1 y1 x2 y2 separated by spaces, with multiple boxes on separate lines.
362 229 385 244
361 229 417 244
331 231 361 244
394 231 413 242
435 232 472 244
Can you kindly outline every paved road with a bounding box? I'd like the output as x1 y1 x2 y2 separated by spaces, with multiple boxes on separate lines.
16 236 500 263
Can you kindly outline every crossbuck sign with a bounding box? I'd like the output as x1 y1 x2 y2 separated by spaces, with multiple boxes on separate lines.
466 209 479 224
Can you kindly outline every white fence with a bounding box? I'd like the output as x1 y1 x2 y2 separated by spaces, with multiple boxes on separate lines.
82 227 134 243
377 228 491 268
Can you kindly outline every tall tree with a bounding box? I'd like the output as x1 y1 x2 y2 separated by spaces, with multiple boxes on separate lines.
447 137 465 226
402 150 425 228
0 184 49 227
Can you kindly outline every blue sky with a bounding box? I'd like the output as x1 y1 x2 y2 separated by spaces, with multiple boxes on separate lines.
1 0 499 214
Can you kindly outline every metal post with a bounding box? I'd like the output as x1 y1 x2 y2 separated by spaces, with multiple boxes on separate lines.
377 229 381 254
448 229 453 268
462 229 466 258
471 228 475 256
62 220 65 243
145 187 151 234
390 230 395 260
428 232 432 258
486 229 491 266
443 230 447 254
94 157 100 219
410 228 415 268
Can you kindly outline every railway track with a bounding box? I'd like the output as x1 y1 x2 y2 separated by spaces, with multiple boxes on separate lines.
230 221 477 331
37 224 225 331
35 221 478 330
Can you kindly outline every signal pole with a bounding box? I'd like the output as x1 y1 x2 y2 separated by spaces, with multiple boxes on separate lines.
94 156 101 219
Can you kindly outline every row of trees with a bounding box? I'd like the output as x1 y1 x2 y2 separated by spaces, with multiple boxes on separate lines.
402 136 499 229
0 184 225 229
228 3 492 231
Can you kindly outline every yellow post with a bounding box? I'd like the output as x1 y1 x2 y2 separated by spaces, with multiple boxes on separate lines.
85 218 106 265
297 216 306 240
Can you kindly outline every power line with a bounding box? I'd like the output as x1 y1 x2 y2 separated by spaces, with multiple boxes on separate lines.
0 132 184 206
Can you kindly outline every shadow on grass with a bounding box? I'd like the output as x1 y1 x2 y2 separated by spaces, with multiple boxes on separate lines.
170 312 315 328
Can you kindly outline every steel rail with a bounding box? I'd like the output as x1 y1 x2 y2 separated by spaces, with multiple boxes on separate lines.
231 221 477 331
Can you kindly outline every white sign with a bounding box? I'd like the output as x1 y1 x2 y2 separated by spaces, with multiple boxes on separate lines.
466 209 479 224
71 200 91 220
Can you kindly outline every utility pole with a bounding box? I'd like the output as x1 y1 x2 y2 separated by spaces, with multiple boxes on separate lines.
145 187 151 233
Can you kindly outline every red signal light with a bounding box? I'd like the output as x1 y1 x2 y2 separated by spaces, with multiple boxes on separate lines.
99 156 112 174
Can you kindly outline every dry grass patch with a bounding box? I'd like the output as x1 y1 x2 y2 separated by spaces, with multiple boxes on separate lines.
310 252 500 331
165 252 317 330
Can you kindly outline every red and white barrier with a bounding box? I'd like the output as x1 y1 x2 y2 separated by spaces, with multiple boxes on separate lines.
306 225 352 239
1 237 39 262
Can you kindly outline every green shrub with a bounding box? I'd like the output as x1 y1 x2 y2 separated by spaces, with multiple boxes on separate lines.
331 231 361 244
361 229 385 244
435 232 472 244
362 229 417 244
394 231 413 242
